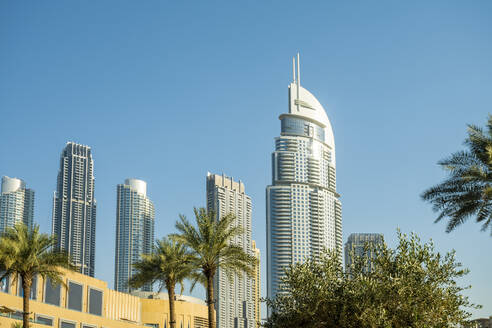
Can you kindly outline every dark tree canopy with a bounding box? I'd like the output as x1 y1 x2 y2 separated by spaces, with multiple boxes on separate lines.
264 231 479 328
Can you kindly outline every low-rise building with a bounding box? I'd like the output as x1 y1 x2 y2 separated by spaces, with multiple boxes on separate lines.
0 268 209 328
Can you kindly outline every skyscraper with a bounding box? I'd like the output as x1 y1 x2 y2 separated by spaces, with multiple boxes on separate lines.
252 240 261 328
266 54 342 300
0 176 34 232
206 173 255 328
344 233 384 273
114 178 155 293
52 142 96 277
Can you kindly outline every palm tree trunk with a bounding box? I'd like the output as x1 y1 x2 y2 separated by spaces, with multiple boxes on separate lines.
168 284 176 328
21 275 32 328
206 274 215 328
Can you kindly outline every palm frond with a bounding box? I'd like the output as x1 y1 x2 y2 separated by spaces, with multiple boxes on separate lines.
422 115 492 234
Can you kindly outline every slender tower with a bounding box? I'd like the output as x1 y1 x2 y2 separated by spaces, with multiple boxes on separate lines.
52 142 97 277
114 178 155 293
266 54 342 300
0 176 34 232
252 240 261 328
206 173 255 328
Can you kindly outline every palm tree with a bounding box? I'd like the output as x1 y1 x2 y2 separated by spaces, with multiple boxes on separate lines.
0 223 73 328
422 115 492 234
129 237 194 328
171 207 257 328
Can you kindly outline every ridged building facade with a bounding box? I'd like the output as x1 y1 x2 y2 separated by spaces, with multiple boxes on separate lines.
206 173 255 328
0 176 34 232
114 178 155 293
52 142 97 277
252 240 261 328
266 55 342 300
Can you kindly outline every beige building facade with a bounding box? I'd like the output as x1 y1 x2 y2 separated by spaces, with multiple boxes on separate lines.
206 173 255 328
0 269 209 328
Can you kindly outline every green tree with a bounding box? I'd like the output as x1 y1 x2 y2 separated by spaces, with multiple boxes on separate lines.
264 231 479 328
170 207 257 328
129 237 194 328
0 223 73 328
422 115 492 234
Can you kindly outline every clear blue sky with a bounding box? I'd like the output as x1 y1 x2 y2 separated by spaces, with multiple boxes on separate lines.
1 0 491 319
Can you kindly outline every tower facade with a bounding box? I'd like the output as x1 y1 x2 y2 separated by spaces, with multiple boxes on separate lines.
52 142 97 277
344 233 384 273
114 179 155 293
0 176 34 232
206 173 255 328
266 55 342 300
252 240 261 328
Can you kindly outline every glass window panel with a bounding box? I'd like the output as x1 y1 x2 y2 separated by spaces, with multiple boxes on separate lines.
67 281 83 311
36 315 54 326
45 277 61 306
0 273 9 293
88 288 102 316
60 321 76 328
11 311 23 320
18 275 37 300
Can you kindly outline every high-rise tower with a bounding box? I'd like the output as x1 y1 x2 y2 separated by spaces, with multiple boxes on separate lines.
52 142 97 277
114 178 155 293
206 173 255 328
252 240 261 328
266 54 342 300
0 176 34 232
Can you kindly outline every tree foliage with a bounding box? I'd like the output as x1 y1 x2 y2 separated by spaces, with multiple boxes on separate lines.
264 231 479 328
0 223 73 328
170 207 257 328
422 115 492 234
129 237 194 328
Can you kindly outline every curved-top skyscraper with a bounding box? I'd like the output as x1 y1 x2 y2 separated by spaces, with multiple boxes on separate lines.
114 178 155 293
266 55 342 300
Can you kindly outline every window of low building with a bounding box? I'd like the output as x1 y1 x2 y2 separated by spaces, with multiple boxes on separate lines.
18 275 37 300
88 287 103 316
11 310 23 320
35 314 54 326
82 323 96 328
59 319 76 328
67 281 83 311
0 273 9 293
45 277 61 306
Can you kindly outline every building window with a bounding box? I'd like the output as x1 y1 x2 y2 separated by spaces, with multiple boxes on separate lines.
36 314 54 326
18 275 37 300
45 277 61 306
88 287 103 316
60 320 76 328
82 324 96 328
0 273 9 293
67 281 83 311
11 311 23 320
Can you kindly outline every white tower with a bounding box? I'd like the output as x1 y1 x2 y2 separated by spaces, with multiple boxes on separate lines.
0 176 34 232
114 178 155 293
266 54 342 300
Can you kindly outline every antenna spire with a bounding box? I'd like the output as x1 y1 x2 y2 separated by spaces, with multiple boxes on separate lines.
296 53 301 111
292 56 296 82
297 53 301 87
